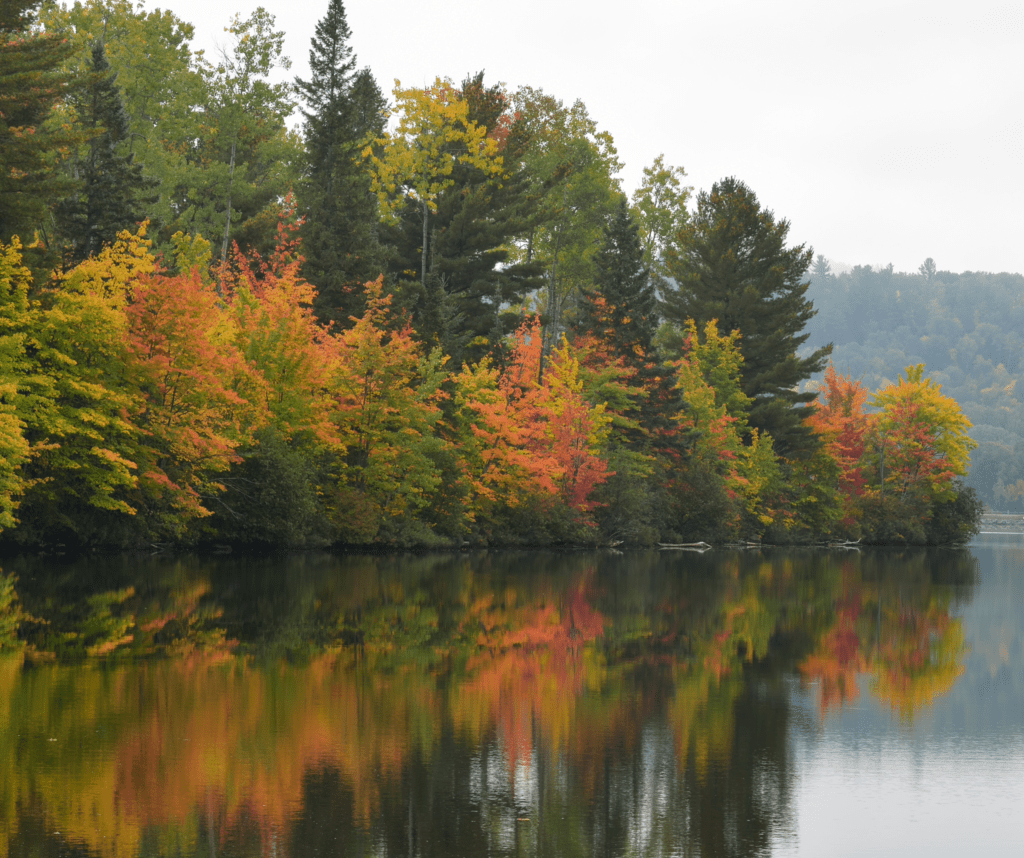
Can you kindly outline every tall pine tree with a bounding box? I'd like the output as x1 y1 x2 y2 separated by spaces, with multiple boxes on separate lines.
580 198 657 371
662 177 831 454
55 41 158 264
0 1 83 253
294 0 386 326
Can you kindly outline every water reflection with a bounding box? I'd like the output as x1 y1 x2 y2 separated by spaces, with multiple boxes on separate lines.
0 548 989 856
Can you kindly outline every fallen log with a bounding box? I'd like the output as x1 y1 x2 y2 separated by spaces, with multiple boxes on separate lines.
658 541 712 551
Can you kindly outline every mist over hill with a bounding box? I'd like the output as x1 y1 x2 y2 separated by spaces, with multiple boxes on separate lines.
803 263 1024 511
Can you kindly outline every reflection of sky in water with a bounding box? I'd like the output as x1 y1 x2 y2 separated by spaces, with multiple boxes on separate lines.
781 538 1024 857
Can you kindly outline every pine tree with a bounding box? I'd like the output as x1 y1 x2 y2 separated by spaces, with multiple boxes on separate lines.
580 198 657 371
385 72 544 363
55 41 159 264
294 0 386 327
662 177 832 455
0 1 83 251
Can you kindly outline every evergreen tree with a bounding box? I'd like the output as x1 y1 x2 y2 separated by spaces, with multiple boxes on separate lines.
0 1 83 251
385 72 544 364
580 198 657 371
294 0 387 327
662 177 831 455
55 41 159 264
810 253 832 279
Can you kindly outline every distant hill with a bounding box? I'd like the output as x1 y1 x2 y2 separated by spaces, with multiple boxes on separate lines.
803 265 1024 511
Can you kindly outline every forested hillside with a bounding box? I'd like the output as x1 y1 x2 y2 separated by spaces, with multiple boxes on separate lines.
0 0 986 549
805 261 1024 511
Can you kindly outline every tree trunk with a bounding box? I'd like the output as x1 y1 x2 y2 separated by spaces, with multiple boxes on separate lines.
421 198 429 290
218 138 237 293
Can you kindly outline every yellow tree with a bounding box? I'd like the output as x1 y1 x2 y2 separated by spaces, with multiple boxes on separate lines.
363 77 503 289
868 364 975 504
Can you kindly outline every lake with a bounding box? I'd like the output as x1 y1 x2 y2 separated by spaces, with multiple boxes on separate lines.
1 538 1021 857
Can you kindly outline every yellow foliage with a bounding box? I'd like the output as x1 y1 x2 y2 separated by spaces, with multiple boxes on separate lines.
59 223 156 308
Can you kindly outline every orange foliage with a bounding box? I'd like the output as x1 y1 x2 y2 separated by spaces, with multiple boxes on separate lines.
456 317 611 519
806 364 869 521
126 268 264 521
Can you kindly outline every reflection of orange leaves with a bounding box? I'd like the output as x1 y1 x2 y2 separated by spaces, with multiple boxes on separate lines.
454 575 606 775
800 585 868 717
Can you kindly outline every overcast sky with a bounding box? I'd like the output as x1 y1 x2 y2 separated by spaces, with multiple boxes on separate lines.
160 0 1023 275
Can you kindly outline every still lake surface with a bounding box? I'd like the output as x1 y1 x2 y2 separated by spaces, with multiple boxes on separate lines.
1 537 1022 857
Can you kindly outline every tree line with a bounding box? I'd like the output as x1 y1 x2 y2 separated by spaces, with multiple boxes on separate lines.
806 258 1024 512
0 0 982 549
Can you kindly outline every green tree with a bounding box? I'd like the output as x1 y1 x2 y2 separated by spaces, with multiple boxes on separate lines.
177 8 298 271
810 253 832 279
0 1 83 255
510 87 621 369
294 0 387 327
579 198 656 372
39 0 210 246
630 154 690 279
54 41 158 263
662 177 831 454
385 72 545 362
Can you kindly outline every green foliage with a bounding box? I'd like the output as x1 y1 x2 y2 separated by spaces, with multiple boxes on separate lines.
0 1 84 258
212 427 333 547
662 177 831 455
925 479 983 544
579 198 657 372
630 153 691 279
510 87 622 359
295 0 387 326
39 0 207 245
54 41 159 264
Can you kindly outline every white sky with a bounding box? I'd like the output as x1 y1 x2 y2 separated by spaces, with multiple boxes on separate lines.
160 0 1023 275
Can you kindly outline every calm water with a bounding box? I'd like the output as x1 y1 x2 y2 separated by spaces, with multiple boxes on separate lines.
1 539 1021 857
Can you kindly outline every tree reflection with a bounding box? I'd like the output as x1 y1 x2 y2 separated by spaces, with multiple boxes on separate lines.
0 547 978 856
798 550 976 719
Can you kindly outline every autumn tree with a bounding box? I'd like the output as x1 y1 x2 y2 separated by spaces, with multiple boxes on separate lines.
0 242 33 529
862 364 980 543
126 254 265 535
294 0 387 326
662 177 832 454
454 317 612 540
213 221 347 546
385 72 545 363
804 364 869 530
332 278 449 543
365 76 503 301
669 319 749 539
0 231 161 546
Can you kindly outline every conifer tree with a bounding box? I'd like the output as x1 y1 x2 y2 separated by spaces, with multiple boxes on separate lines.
384 72 544 363
56 41 158 264
580 198 657 371
662 177 832 455
294 0 386 326
0 1 83 250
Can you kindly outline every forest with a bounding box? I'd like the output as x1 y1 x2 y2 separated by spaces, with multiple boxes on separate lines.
0 0 985 550
805 260 1024 512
